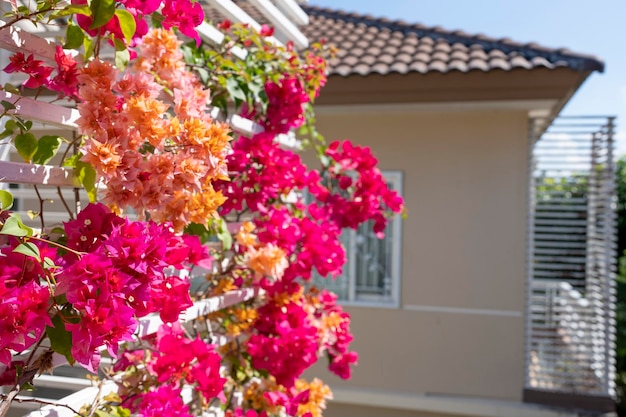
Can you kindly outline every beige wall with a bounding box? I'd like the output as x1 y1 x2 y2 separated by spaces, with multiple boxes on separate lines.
323 403 461 417
307 109 529 405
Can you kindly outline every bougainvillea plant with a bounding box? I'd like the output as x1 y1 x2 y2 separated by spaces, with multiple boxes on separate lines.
0 1 404 416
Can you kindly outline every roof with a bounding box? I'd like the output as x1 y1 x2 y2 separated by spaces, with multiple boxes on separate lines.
299 5 605 77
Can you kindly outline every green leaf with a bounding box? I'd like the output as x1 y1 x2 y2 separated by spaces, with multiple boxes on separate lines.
13 242 41 261
89 0 115 30
4 119 17 132
62 153 80 168
3 84 20 94
0 190 13 210
14 132 37 162
150 11 163 28
0 214 32 237
217 218 232 251
114 9 136 44
83 36 95 60
75 161 97 202
0 129 13 140
185 222 212 244
64 24 84 49
49 3 91 19
1 100 16 111
115 48 130 70
46 314 75 365
225 77 247 103
32 135 62 164
113 407 131 417
43 256 55 269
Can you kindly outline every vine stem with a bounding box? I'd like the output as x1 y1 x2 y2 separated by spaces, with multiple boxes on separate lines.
25 235 85 257
33 184 45 230
1 394 85 417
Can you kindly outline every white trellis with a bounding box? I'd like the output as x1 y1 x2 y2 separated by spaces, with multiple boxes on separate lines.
0 1 309 415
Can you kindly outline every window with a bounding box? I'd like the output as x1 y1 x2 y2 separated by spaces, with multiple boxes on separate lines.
313 171 403 307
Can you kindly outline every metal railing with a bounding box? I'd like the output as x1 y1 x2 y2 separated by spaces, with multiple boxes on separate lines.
525 116 617 402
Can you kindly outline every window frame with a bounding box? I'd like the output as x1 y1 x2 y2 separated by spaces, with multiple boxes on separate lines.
331 170 403 309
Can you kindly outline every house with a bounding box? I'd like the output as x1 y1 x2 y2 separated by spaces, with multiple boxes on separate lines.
293 5 615 417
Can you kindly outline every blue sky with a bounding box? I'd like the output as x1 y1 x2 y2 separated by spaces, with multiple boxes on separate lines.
308 0 626 155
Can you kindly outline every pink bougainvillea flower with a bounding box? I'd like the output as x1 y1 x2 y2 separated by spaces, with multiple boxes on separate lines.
121 0 161 15
217 19 232 30
259 24 274 37
135 385 193 417
3 52 53 89
47 46 80 98
161 0 204 45
263 75 309 134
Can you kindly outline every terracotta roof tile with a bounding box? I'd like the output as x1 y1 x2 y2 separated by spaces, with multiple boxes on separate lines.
409 61 429 73
448 60 469 72
396 53 413 64
203 2 604 77
297 5 604 76
450 50 469 61
468 59 490 72
432 51 449 62
389 62 410 74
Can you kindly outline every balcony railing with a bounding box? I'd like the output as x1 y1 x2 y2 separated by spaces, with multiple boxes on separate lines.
524 116 617 412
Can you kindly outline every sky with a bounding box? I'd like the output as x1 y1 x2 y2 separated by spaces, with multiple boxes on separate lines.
307 0 626 156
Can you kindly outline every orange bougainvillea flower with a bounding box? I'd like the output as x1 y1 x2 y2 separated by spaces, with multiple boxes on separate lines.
294 378 333 417
76 28 231 230
246 243 288 281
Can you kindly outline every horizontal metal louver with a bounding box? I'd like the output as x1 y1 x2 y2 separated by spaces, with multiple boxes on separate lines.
525 116 617 400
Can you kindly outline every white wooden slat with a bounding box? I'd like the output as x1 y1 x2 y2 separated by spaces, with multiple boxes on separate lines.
24 381 118 417
206 0 282 46
0 91 79 128
135 287 259 337
0 161 77 187
0 24 57 63
219 110 300 149
11 396 59 410
272 0 309 25
33 374 93 390
248 0 308 48
196 21 247 59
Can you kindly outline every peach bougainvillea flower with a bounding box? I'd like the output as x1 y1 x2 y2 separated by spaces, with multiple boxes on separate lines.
246 243 289 281
77 28 230 230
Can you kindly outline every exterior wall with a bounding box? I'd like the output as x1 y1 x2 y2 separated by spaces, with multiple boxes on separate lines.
323 403 460 417
307 108 530 408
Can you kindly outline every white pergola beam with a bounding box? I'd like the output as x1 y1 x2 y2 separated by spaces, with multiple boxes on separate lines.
273 0 308 25
197 21 248 59
0 24 57 63
0 91 79 128
205 0 282 46
0 161 77 187
247 0 308 48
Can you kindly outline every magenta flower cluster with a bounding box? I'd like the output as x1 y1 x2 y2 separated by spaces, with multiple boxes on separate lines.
0 239 53 365
58 203 209 371
310 140 404 236
73 0 204 49
263 76 309 134
248 300 319 388
116 322 225 415
215 132 311 215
